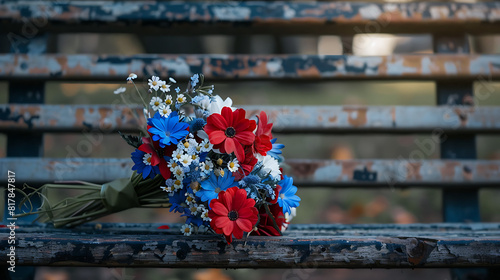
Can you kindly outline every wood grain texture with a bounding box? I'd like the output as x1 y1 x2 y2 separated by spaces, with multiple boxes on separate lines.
2 104 500 134
1 1 499 35
2 158 499 187
1 54 500 81
1 223 499 268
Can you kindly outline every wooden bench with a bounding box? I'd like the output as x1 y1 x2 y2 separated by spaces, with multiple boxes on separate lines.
1 1 500 279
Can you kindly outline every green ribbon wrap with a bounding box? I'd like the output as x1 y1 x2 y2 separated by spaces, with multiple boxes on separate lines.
14 173 169 228
100 178 141 212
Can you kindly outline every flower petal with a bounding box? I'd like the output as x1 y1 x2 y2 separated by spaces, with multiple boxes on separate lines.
209 131 226 145
211 201 229 216
236 218 253 232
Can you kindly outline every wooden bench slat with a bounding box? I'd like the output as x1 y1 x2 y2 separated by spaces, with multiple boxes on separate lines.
1 54 500 81
2 104 500 134
1 1 500 35
2 223 499 268
3 158 499 187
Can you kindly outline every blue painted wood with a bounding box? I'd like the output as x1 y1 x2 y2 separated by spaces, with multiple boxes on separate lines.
3 34 48 280
434 35 485 280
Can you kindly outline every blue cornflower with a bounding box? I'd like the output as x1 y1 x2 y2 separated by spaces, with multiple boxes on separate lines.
131 149 160 179
190 74 199 88
267 138 285 161
277 175 300 215
189 118 206 133
175 87 180 93
169 189 187 213
147 111 189 148
196 169 238 206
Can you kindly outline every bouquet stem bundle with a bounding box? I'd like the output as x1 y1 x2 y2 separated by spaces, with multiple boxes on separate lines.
16 172 169 228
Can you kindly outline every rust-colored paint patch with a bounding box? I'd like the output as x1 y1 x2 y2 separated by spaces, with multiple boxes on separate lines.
343 107 368 127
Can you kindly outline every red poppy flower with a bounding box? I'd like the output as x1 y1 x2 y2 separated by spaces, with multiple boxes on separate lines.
208 187 258 244
139 134 173 180
252 203 285 236
253 111 273 156
205 107 256 162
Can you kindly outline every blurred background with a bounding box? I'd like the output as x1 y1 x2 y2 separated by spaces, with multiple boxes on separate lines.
2 1 500 279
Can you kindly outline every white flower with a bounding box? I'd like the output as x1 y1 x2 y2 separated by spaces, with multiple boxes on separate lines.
188 204 199 215
150 96 163 111
168 159 179 170
181 224 193 236
169 77 177 83
185 192 196 205
159 80 171 93
164 95 173 106
148 76 161 91
158 104 172 117
142 153 152 165
113 87 126 94
209 95 234 114
160 185 175 193
201 209 211 222
200 160 214 174
172 166 184 179
173 179 183 190
127 73 137 81
172 150 183 162
257 155 281 179
179 154 193 167
177 93 187 103
228 158 239 172
200 139 213 152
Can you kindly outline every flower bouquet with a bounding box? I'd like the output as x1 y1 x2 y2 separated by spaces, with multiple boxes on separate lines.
18 73 300 244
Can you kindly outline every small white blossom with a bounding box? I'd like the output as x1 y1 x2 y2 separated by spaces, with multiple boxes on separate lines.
164 95 173 106
176 93 187 103
185 192 196 205
173 179 183 190
188 204 199 215
201 209 211 222
161 185 176 193
168 159 179 170
113 87 126 94
200 160 214 174
172 150 183 161
142 153 152 165
179 154 193 167
127 73 137 81
158 104 172 117
200 139 213 152
181 224 193 236
228 158 239 172
150 96 163 111
159 80 171 93
172 166 184 179
148 76 161 91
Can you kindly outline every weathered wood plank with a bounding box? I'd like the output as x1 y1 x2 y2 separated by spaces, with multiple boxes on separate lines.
1 1 500 35
2 158 500 187
1 223 499 268
2 104 500 134
1 54 500 81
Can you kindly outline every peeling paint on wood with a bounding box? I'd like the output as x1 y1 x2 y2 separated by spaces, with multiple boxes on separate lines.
2 158 499 187
0 54 499 81
1 223 499 268
0 1 499 35
2 104 500 133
